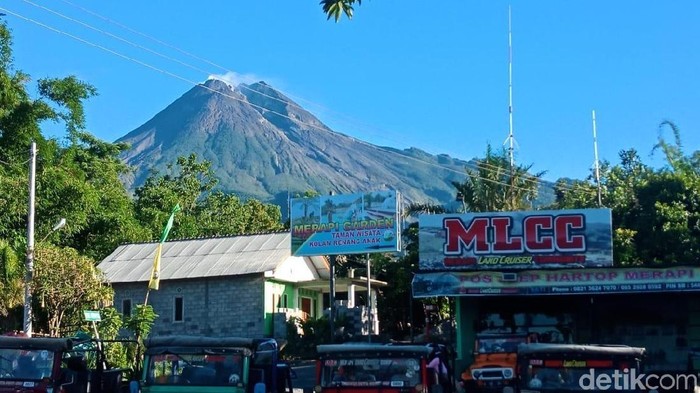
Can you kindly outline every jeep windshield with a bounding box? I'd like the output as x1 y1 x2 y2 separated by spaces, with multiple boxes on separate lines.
320 356 423 388
0 348 55 381
476 336 527 354
517 344 646 392
523 364 625 391
146 351 246 386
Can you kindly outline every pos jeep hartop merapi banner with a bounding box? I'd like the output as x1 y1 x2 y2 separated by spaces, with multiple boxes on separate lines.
290 190 401 256
418 208 613 270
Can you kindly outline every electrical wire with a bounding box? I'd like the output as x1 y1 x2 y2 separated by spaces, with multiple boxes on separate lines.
24 0 575 192
52 0 490 165
0 5 579 196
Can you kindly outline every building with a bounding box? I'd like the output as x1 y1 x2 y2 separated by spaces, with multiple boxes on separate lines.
97 231 385 338
412 209 700 374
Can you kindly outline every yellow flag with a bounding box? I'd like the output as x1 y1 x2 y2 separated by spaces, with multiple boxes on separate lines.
148 204 181 290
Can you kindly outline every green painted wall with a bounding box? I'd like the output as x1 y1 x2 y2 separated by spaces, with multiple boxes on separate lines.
455 298 477 377
264 281 292 336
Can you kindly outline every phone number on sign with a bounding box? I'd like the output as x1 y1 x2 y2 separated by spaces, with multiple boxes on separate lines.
563 283 699 292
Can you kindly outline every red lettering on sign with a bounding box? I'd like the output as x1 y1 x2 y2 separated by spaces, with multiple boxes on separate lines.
523 216 554 251
443 217 490 254
491 217 523 252
444 214 587 255
554 215 585 251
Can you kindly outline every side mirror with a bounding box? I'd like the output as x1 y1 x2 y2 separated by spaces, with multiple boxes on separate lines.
254 382 266 393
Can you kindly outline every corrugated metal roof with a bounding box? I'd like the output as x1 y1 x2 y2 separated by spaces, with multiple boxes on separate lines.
97 232 300 283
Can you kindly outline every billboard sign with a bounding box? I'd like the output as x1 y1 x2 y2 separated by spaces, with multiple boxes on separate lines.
412 266 700 297
290 190 400 256
418 208 612 270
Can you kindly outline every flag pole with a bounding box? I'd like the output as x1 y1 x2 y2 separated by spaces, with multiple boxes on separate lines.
135 204 180 382
143 204 181 306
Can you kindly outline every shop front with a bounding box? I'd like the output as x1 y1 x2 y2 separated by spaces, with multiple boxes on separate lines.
411 208 700 376
414 267 700 374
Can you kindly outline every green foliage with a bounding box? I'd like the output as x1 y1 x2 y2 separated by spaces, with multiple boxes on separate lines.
320 0 361 22
453 145 544 212
124 304 158 340
134 153 282 240
0 240 22 317
95 307 130 370
554 121 700 266
124 304 158 378
33 244 113 336
372 251 416 340
38 76 97 136
284 315 356 359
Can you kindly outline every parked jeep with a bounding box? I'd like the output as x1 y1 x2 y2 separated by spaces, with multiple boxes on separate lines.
139 335 294 393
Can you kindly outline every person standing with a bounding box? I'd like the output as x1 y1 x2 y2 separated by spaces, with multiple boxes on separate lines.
427 349 450 393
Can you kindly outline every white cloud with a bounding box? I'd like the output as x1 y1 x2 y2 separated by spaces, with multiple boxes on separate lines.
207 71 261 87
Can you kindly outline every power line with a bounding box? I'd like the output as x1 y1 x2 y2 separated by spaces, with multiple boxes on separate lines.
31 0 572 191
0 5 577 197
21 0 309 113
54 0 500 167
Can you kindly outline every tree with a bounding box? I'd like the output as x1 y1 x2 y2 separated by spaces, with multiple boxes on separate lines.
0 21 148 329
0 240 22 325
33 244 112 336
320 0 362 22
135 153 282 240
39 131 149 260
452 145 544 212
554 121 700 266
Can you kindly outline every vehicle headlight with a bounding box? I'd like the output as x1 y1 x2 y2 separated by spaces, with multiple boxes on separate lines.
472 370 481 379
314 385 322 393
503 369 513 378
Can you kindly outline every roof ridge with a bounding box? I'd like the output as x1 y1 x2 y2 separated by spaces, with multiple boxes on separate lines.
116 229 290 247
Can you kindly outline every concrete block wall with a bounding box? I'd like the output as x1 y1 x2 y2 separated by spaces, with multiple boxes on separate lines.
113 275 265 338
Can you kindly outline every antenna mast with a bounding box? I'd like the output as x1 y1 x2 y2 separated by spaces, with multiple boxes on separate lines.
592 110 602 207
507 5 515 170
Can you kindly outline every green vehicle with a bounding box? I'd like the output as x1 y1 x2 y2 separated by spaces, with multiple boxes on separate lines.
139 336 294 393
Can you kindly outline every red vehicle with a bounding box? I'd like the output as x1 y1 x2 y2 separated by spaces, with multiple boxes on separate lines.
315 343 441 393
0 335 127 393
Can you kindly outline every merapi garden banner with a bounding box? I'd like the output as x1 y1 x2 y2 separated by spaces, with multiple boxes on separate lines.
419 208 613 270
290 190 401 256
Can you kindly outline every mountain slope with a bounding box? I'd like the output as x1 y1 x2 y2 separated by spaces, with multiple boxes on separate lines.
117 79 544 213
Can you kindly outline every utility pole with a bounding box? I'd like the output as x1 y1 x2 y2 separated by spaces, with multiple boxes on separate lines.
23 141 37 337
329 254 336 342
592 110 602 207
505 5 517 209
328 191 336 342
366 253 372 342
507 5 515 170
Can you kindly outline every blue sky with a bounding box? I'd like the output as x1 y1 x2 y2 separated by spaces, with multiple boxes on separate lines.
3 0 699 182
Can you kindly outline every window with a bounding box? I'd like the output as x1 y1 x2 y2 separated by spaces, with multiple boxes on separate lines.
122 299 132 317
283 294 288 308
174 297 184 322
